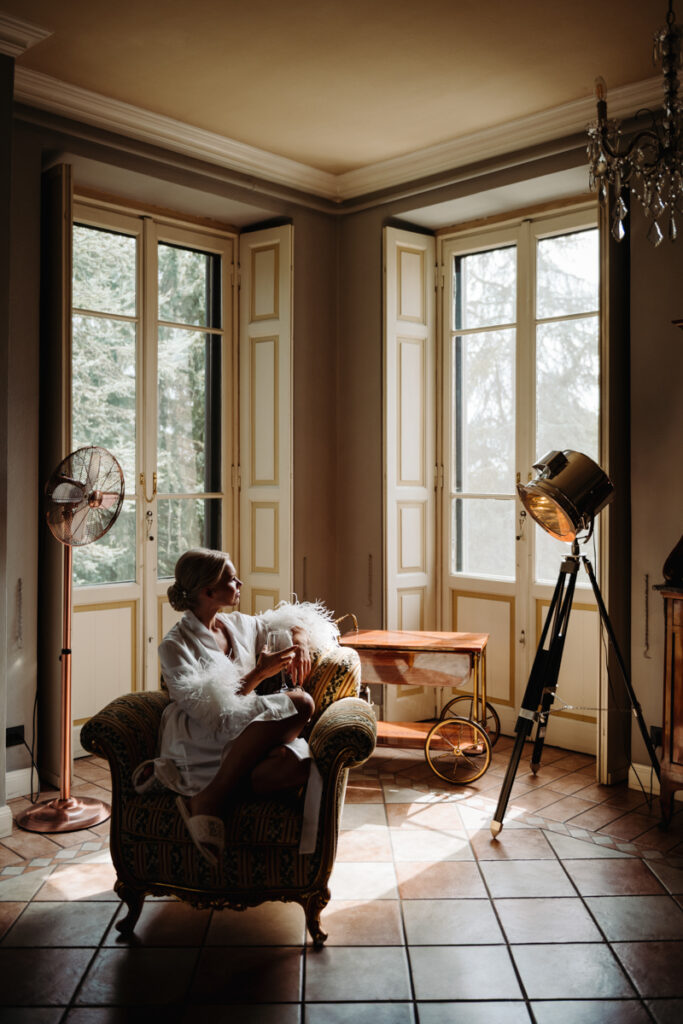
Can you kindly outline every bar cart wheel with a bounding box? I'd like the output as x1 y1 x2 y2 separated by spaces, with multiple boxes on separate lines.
440 696 500 747
424 717 492 784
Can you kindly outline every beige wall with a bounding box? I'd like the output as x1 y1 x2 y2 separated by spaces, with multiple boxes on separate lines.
5 123 41 775
291 211 340 611
0 55 12 799
630 205 683 762
334 209 386 629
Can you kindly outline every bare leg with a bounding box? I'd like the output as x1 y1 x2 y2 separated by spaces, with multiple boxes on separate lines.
251 744 311 796
189 689 314 818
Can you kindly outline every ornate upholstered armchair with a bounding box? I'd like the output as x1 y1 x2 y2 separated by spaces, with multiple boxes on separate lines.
80 644 376 946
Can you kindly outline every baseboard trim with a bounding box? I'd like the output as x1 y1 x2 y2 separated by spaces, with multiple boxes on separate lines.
6 767 34 801
628 761 682 802
0 803 13 838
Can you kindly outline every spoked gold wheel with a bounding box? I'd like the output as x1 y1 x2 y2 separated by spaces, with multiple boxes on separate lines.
440 695 501 747
425 716 492 784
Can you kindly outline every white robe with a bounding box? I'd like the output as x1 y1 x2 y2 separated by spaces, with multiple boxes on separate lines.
148 602 338 853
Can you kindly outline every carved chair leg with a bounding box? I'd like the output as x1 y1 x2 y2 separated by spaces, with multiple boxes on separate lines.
114 879 146 935
304 887 330 948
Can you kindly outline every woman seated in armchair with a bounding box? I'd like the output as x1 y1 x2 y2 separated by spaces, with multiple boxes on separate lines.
150 547 339 867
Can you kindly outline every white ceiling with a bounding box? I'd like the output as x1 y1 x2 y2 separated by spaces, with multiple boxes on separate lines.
1 0 666 207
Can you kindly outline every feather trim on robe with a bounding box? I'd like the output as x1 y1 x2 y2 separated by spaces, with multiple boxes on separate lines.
165 658 264 734
259 599 340 654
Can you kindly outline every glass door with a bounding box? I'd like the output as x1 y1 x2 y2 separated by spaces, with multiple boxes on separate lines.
528 215 600 754
150 223 234 680
70 202 235 727
440 209 601 753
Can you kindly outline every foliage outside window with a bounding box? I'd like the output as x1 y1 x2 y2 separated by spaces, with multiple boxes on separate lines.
450 225 599 584
71 223 224 586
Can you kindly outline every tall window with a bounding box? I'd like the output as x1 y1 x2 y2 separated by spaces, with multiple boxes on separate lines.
441 207 601 752
69 200 235 698
71 211 233 588
71 222 138 584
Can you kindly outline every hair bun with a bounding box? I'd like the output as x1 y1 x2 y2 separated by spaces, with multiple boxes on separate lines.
167 580 190 612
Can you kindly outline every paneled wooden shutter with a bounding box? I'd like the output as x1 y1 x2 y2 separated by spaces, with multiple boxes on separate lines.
384 226 437 631
239 224 294 612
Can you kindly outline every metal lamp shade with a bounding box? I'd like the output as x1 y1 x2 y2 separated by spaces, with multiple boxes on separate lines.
517 450 614 542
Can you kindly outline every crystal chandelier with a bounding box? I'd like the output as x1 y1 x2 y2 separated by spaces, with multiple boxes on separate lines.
587 0 683 245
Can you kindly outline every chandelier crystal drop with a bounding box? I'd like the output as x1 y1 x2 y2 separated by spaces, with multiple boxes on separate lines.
587 0 683 245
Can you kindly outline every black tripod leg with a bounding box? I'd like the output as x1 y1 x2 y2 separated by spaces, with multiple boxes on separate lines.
491 560 577 836
491 725 532 836
529 569 577 773
582 556 660 781
530 696 553 774
491 565 577 835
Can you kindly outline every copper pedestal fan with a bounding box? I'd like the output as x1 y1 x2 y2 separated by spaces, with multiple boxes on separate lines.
18 446 124 833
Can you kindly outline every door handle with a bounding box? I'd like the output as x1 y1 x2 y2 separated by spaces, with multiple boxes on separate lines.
140 472 157 503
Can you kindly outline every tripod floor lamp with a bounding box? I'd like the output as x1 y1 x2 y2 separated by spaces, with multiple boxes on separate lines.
491 450 661 837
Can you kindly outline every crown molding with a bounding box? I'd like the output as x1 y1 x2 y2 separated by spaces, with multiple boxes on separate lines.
337 78 663 199
13 66 662 203
0 13 51 58
14 67 339 200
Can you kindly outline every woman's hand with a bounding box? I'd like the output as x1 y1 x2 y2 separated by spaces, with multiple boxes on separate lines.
256 646 296 681
290 628 312 687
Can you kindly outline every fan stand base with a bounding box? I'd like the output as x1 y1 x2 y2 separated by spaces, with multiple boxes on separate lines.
16 797 111 834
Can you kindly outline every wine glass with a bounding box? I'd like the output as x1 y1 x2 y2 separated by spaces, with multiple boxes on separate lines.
266 629 293 689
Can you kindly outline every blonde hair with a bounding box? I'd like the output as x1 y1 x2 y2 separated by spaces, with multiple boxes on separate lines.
167 548 232 612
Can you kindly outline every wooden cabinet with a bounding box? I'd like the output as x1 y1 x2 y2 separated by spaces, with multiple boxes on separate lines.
660 587 683 823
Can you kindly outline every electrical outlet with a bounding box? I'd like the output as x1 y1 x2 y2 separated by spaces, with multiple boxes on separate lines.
650 725 663 748
6 725 24 748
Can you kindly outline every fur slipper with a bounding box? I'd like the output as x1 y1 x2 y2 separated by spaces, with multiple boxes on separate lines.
175 796 224 869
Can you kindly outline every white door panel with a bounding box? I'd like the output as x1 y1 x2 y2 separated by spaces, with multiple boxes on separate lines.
449 589 516 728
239 225 293 612
384 226 436 721
536 598 599 752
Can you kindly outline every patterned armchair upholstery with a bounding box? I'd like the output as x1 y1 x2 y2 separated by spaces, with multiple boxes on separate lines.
80 644 376 946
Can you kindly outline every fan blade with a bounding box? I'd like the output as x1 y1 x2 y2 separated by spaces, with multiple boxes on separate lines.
52 480 85 504
98 491 121 510
85 448 101 493
69 504 92 545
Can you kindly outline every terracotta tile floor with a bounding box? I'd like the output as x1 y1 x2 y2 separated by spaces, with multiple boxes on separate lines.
0 738 682 1021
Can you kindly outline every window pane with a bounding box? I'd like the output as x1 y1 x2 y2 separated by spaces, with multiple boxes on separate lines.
72 498 136 586
535 317 599 462
73 224 136 316
157 328 221 495
454 329 515 494
72 315 136 489
454 247 516 330
157 498 221 579
158 243 219 328
535 520 598 586
536 230 599 319
452 498 515 579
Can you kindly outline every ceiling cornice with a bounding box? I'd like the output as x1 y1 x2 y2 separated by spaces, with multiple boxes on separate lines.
0 13 51 58
13 67 337 200
338 78 662 200
13 65 662 203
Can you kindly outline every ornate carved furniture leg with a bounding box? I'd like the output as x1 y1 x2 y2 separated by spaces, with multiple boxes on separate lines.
114 880 145 935
304 887 330 948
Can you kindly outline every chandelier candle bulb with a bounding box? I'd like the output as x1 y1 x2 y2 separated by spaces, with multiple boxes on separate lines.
587 0 683 245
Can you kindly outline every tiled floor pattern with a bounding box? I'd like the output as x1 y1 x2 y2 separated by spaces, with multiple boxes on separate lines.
0 737 682 1021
